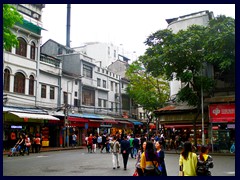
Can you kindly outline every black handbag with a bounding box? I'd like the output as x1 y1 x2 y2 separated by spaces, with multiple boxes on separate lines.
152 161 162 176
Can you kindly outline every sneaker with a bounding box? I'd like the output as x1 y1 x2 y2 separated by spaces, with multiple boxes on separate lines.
113 167 116 169
124 168 126 170
117 166 120 168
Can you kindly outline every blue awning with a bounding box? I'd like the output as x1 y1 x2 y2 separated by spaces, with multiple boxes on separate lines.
131 121 143 125
68 113 103 119
116 118 143 125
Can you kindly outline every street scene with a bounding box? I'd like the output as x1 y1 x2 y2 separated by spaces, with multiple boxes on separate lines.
3 148 235 176
3 4 235 177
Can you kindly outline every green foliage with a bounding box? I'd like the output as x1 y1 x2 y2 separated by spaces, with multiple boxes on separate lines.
3 4 23 50
142 15 235 107
125 60 170 112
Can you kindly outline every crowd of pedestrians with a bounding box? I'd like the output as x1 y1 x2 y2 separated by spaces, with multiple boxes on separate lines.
83 132 214 176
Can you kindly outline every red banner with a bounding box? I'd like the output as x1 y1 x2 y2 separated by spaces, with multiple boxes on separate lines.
209 104 235 123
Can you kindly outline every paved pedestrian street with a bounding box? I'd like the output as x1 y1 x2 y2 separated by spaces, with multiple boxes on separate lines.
3 148 235 176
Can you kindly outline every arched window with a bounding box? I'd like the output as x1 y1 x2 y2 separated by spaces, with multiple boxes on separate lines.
16 37 27 57
29 75 34 95
30 42 36 60
4 69 10 91
14 72 25 94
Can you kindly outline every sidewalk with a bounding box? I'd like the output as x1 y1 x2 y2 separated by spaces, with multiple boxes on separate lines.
3 146 235 156
3 145 86 156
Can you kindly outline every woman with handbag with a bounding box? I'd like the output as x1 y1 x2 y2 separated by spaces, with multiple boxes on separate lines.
140 141 160 176
155 141 167 176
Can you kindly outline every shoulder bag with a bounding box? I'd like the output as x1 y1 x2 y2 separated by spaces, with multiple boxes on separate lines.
152 160 162 176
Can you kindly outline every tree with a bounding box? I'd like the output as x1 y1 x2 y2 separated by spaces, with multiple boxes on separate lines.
125 58 170 134
3 4 23 50
141 15 235 145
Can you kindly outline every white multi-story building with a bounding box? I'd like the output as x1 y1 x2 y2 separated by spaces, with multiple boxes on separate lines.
73 42 134 68
166 10 214 98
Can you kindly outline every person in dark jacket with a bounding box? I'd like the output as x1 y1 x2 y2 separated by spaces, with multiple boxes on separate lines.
197 145 214 176
100 133 107 153
120 135 130 170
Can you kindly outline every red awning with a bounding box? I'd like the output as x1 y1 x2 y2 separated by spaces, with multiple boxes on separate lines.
103 119 118 124
88 122 100 128
68 116 89 123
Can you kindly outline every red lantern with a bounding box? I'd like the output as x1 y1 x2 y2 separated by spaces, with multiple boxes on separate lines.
24 117 28 122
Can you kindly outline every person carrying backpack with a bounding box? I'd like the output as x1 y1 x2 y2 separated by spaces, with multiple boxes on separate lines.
197 145 214 176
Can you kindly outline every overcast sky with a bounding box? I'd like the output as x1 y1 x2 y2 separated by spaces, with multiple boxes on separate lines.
41 4 235 58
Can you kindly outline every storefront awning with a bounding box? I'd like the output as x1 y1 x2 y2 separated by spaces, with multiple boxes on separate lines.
9 112 59 120
127 119 143 125
68 113 103 119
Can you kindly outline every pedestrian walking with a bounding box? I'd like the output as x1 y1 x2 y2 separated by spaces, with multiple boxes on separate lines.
34 135 41 153
87 134 93 153
196 145 214 176
72 133 77 148
135 141 146 176
92 135 97 153
155 140 167 176
120 135 130 170
179 141 197 176
16 134 25 156
129 134 134 158
24 134 31 155
101 133 107 153
97 134 102 149
133 134 140 159
110 136 120 169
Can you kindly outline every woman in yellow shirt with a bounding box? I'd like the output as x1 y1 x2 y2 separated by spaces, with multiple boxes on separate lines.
140 141 160 176
179 141 197 176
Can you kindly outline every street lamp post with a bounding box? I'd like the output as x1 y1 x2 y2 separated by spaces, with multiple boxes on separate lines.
198 48 205 146
201 83 205 145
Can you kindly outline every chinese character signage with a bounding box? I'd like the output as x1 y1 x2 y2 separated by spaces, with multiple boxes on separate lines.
209 104 235 123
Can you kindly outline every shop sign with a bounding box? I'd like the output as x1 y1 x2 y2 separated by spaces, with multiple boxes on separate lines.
227 124 235 129
209 104 235 123
212 126 219 130
85 123 88 129
100 124 112 128
24 117 28 122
